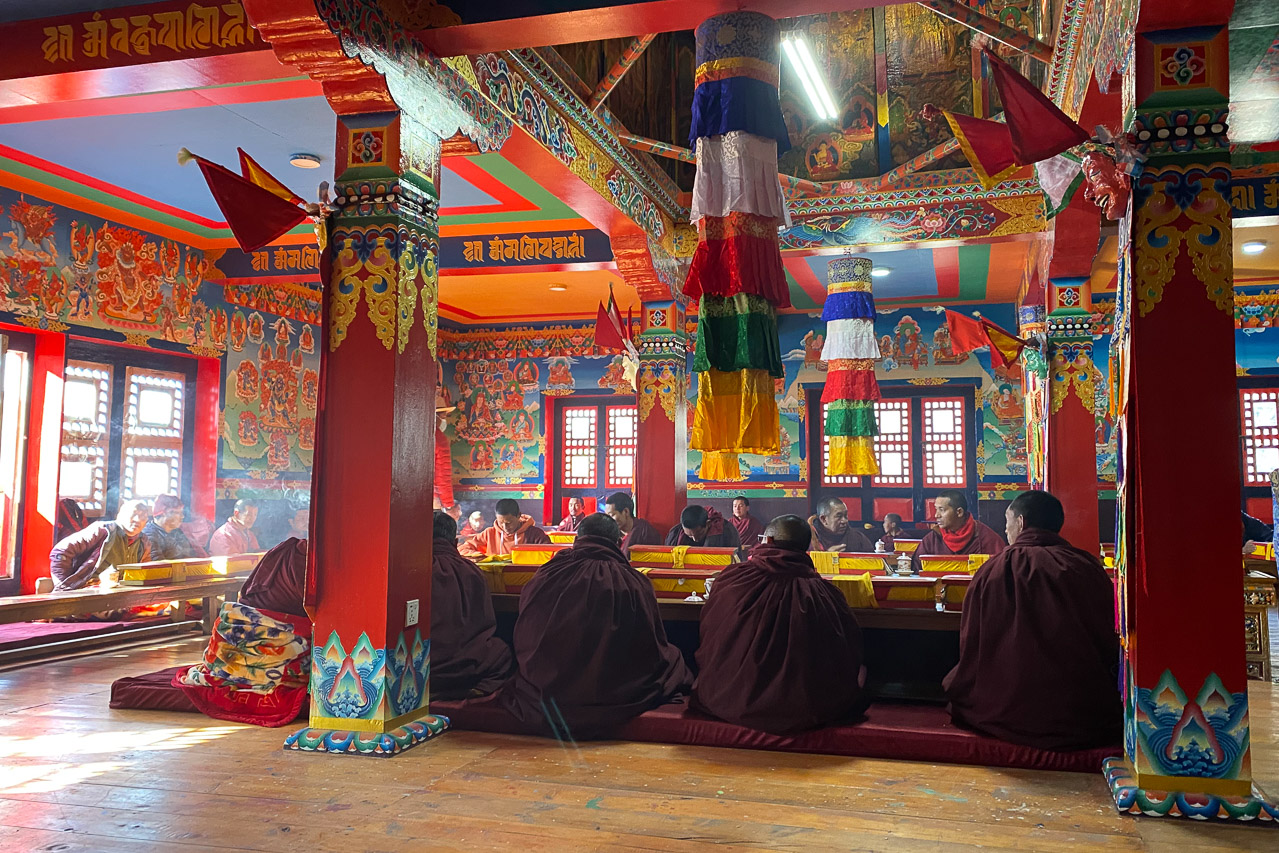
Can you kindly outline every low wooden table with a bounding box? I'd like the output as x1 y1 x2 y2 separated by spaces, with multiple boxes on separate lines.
0 575 249 634
489 592 961 631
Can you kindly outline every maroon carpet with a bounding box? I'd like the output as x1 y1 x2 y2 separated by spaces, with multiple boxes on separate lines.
109 665 1115 772
0 618 169 651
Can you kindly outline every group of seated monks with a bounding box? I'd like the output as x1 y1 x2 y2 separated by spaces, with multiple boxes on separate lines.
45 494 305 592
185 487 1121 752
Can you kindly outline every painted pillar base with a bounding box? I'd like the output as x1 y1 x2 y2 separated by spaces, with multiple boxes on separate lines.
284 714 450 758
1104 758 1279 822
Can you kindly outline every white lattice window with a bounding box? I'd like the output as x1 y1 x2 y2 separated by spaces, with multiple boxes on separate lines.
605 405 637 488
561 406 597 488
872 399 912 487
59 361 112 514
922 397 967 487
1242 389 1279 486
119 368 185 501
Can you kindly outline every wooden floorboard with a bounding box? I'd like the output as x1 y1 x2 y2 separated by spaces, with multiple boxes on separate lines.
1 636 1276 851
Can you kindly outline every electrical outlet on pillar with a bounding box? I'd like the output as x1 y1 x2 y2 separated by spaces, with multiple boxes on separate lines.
405 599 420 627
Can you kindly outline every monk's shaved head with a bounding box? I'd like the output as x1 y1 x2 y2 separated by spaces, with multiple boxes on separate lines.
1008 490 1065 533
764 515 812 550
577 512 621 543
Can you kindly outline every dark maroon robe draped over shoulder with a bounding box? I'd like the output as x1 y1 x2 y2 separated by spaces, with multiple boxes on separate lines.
692 543 866 734
430 538 514 700
729 513 765 551
621 517 663 554
806 515 875 553
239 537 307 617
916 521 1006 560
942 528 1121 750
499 535 692 738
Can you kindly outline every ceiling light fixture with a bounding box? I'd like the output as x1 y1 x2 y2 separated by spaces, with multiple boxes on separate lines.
549 284 568 291
290 153 322 169
870 267 891 278
1242 240 1268 255
781 35 838 121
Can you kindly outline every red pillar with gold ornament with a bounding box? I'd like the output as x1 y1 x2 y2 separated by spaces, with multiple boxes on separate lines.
1104 19 1277 819
1044 270 1100 556
634 301 688 533
284 111 449 756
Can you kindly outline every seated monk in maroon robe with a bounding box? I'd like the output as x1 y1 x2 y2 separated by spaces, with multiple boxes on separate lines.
497 513 692 738
430 511 513 699
728 495 766 552
915 489 1006 569
665 505 741 549
807 497 875 553
604 492 662 555
943 490 1121 750
174 538 312 727
692 515 867 734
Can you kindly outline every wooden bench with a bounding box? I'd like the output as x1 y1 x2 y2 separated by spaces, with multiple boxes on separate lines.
0 575 250 635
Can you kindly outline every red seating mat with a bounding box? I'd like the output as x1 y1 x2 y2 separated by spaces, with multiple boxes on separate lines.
0 617 168 651
109 665 1114 773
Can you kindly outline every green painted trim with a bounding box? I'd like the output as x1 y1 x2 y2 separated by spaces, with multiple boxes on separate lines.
441 153 579 226
786 268 819 311
957 243 991 301
0 154 312 243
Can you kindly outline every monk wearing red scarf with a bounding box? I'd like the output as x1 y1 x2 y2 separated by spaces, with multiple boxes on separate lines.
915 489 1005 569
431 511 513 699
693 515 867 733
728 496 765 552
944 490 1121 749
498 513 692 738
665 505 741 549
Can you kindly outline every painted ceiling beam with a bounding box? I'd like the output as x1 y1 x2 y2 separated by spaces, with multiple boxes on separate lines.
416 0 904 57
917 0 1053 64
587 34 657 112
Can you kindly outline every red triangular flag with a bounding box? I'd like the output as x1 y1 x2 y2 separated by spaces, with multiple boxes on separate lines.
984 49 1089 165
940 111 1018 189
981 318 1028 369
188 153 308 252
238 148 305 206
946 310 989 354
595 301 626 351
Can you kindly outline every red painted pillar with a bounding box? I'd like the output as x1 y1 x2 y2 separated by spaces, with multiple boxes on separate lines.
1045 273 1100 556
1106 22 1275 817
634 301 687 532
191 357 220 523
286 111 448 755
18 330 64 594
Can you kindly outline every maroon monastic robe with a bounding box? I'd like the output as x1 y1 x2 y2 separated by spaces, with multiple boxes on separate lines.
692 543 866 733
620 517 663 554
807 515 875 553
498 535 692 737
430 538 513 700
914 518 1006 570
729 513 766 551
943 528 1121 750
240 537 307 616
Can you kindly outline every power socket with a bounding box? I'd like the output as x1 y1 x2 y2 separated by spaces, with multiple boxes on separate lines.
405 598 420 627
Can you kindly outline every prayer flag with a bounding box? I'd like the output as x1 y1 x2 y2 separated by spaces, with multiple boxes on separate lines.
238 148 305 206
180 148 308 252
984 49 1089 165
939 111 1018 190
981 319 1028 369
946 310 989 354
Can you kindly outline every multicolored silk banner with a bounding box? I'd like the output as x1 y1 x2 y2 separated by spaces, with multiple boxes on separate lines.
821 258 880 476
686 11 790 480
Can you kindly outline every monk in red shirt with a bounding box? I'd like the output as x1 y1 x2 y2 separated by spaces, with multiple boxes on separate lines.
944 490 1121 749
915 489 1005 569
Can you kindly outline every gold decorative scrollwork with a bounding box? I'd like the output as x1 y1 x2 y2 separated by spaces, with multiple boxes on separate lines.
638 361 683 423
329 224 399 351
1049 341 1096 414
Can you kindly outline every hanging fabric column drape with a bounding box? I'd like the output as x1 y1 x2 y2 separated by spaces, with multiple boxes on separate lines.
685 11 792 481
821 257 880 475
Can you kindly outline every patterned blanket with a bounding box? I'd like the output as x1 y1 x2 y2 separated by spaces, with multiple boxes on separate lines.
174 602 312 727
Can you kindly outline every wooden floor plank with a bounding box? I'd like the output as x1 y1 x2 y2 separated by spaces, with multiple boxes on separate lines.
1 636 1276 851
